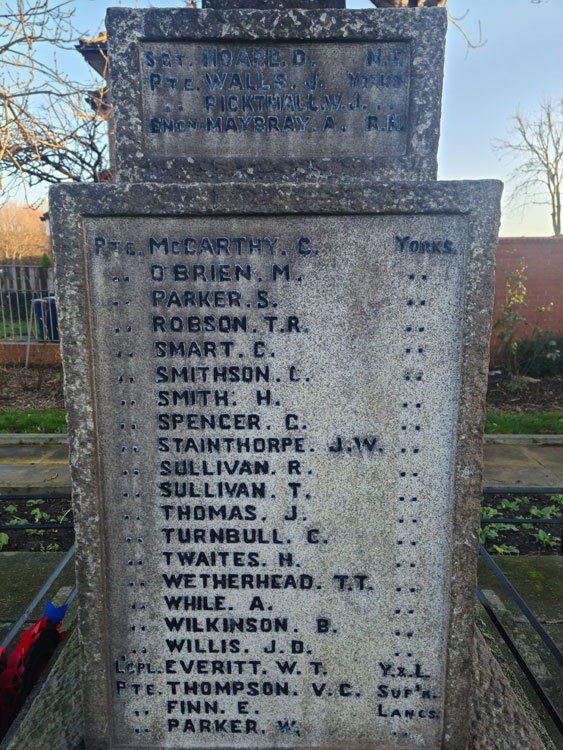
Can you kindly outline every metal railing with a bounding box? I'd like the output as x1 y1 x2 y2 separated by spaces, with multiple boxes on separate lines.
0 493 75 654
478 545 563 735
0 492 73 532
0 266 55 342
483 487 563 495
0 545 76 653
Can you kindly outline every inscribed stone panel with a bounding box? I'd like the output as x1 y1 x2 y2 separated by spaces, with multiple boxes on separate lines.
106 8 446 183
50 181 502 750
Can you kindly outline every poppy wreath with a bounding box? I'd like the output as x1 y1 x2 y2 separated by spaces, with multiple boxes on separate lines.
0 600 67 739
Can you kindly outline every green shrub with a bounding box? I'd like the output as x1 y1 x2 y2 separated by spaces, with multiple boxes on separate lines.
514 333 563 377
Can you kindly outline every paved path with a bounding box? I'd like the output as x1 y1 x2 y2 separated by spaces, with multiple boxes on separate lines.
0 441 562 494
483 444 563 490
0 444 70 496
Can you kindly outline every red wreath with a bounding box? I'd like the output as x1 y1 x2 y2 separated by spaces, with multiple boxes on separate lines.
0 601 67 739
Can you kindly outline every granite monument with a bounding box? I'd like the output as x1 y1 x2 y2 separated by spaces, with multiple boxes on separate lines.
50 4 505 750
105 6 446 183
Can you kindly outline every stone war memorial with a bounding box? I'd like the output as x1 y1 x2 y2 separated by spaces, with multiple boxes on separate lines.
45 2 547 750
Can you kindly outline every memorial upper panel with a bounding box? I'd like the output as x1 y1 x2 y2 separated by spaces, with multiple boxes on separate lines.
106 8 446 183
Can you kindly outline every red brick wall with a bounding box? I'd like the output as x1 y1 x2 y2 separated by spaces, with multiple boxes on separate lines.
490 237 563 366
0 343 61 367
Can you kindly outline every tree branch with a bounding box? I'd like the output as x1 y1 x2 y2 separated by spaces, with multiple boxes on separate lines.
494 99 563 235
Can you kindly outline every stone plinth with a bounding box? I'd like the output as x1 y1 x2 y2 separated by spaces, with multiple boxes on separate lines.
106 7 446 184
50 179 501 750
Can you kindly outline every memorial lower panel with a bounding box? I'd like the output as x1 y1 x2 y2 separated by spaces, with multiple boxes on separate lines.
82 214 466 748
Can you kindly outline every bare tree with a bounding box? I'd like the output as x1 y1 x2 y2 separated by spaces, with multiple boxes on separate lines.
0 0 110 203
369 0 489 51
0 201 49 262
496 99 563 237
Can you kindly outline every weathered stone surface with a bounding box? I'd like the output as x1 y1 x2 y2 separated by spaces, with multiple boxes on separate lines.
203 0 345 7
4 626 549 750
50 180 501 750
106 7 446 183
469 629 550 750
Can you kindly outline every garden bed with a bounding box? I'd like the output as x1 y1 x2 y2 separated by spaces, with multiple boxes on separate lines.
0 496 73 553
0 365 64 410
487 372 563 413
481 493 563 555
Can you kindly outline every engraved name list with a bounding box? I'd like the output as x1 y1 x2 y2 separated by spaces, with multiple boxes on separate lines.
83 213 466 748
141 43 410 157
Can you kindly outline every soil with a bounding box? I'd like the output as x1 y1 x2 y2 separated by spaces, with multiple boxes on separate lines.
486 373 563 413
482 493 563 556
0 496 73 552
0 365 65 410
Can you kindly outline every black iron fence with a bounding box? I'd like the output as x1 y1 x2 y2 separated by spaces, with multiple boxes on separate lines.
0 266 55 342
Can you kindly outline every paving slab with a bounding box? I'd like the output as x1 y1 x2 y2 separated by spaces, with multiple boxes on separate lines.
0 444 70 495
0 445 69 463
484 434 563 445
483 444 563 489
0 434 69 446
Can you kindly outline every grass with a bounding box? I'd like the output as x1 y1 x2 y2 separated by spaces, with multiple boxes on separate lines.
485 411 563 435
0 409 66 433
0 319 31 339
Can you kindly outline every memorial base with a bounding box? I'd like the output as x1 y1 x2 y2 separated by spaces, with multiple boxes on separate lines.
2 628 551 750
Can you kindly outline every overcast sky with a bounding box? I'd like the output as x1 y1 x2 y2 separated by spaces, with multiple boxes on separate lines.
51 0 563 236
